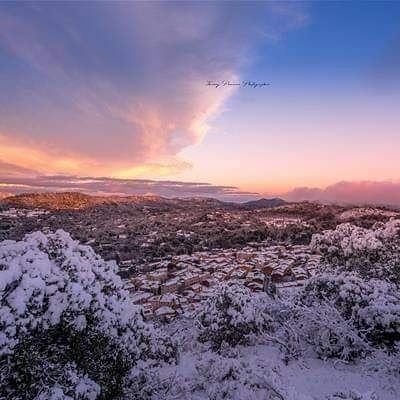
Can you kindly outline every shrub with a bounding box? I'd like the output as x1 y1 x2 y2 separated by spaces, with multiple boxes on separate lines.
31 363 101 400
196 283 273 351
310 219 400 282
122 360 184 400
326 391 378 400
0 230 177 400
298 273 400 348
194 352 285 400
364 344 400 377
288 302 370 361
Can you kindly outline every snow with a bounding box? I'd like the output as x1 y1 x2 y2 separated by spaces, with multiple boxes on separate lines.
133 339 399 399
155 306 175 316
311 219 400 282
1 225 400 399
225 345 398 400
339 208 399 221
0 229 177 399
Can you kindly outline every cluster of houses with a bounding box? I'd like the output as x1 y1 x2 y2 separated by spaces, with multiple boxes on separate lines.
125 242 322 321
338 207 399 221
259 216 310 228
0 208 49 218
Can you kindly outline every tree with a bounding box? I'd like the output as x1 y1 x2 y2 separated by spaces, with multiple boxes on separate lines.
311 219 400 282
196 283 273 351
298 272 400 349
0 230 177 400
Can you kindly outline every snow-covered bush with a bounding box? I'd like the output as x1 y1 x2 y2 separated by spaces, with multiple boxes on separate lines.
33 363 101 400
365 344 400 378
196 283 273 350
311 219 400 282
298 273 400 349
326 391 378 400
194 352 285 400
122 359 184 400
0 230 177 399
288 302 370 361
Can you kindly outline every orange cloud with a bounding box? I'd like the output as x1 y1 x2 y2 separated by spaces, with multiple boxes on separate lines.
0 133 194 179
0 134 88 175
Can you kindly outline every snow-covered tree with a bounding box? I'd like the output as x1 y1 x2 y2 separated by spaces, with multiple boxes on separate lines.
196 282 273 351
311 219 400 282
0 230 177 400
122 359 181 400
194 352 285 400
287 301 370 361
298 272 400 349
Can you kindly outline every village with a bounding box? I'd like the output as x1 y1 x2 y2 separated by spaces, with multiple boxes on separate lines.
2 199 398 324
124 242 322 321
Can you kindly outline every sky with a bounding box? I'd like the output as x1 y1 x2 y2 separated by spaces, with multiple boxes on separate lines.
0 1 400 204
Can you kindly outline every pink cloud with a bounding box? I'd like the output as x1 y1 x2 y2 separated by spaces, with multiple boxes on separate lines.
284 180 400 206
0 160 258 202
0 3 306 177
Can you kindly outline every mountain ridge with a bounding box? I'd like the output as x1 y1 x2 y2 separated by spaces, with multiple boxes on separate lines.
0 192 289 211
0 191 236 211
243 197 288 210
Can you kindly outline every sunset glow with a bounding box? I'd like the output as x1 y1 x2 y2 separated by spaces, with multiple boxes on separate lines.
1 2 400 203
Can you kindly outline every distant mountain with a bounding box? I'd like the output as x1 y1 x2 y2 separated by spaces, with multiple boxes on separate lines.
0 192 11 200
242 198 287 210
0 192 237 211
0 192 108 210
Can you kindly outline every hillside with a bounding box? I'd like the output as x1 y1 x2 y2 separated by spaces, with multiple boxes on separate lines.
0 192 110 210
0 191 236 211
243 197 287 210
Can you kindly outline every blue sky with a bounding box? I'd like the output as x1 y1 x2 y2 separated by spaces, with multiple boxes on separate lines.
256 2 400 77
177 1 400 193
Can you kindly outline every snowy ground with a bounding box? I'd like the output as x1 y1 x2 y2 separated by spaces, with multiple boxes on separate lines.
157 342 400 399
2 228 399 400
245 345 399 400
155 312 400 400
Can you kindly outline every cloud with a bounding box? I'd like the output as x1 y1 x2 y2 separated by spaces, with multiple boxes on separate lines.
284 180 400 206
0 2 307 177
3 160 400 206
0 133 193 178
0 160 38 178
0 161 258 202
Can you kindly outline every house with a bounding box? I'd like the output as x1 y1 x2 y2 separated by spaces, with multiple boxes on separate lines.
141 304 153 319
246 270 264 284
154 306 176 321
147 268 168 283
141 281 161 295
190 283 203 293
231 269 246 280
246 281 264 292
236 251 253 262
183 272 201 287
159 293 179 307
271 270 285 283
148 295 161 310
238 264 253 273
131 291 152 304
124 281 136 293
161 277 182 294
261 264 274 275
